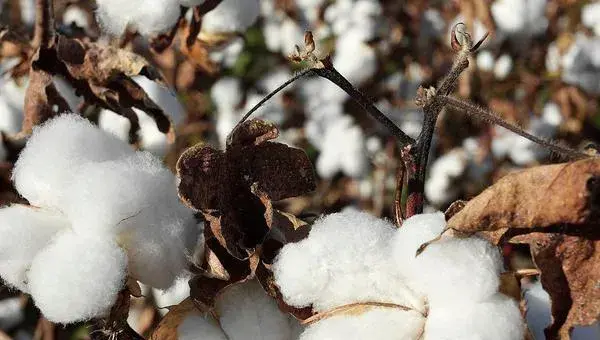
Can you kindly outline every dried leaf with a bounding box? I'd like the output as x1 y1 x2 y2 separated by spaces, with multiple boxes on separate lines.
447 158 600 243
513 233 600 339
177 119 315 259
150 298 197 340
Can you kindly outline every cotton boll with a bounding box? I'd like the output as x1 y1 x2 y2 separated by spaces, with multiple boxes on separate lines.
491 0 548 38
494 54 513 80
96 0 181 36
300 308 424 340
135 109 170 157
274 210 422 313
153 274 191 315
202 0 260 34
316 115 368 179
62 6 90 29
391 212 445 280
477 50 495 72
63 152 198 289
410 236 503 303
28 231 127 323
178 313 228 340
279 18 305 56
333 35 377 85
424 149 467 206
216 280 293 340
211 77 243 111
209 37 245 68
582 3 600 35
424 294 523 340
13 115 134 209
98 110 131 142
0 95 22 134
0 297 24 330
0 205 67 292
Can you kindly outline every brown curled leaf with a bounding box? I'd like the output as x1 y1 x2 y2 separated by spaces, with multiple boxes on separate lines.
512 233 600 339
176 119 315 259
447 157 600 243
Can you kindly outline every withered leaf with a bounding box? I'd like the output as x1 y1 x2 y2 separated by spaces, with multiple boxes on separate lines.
513 233 600 339
177 119 315 259
150 298 197 340
447 157 600 243
23 49 71 133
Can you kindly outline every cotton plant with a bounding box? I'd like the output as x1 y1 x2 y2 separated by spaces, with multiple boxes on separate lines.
557 34 600 95
492 102 564 165
273 210 524 339
0 115 200 323
95 0 181 36
491 0 548 42
177 280 300 340
201 0 260 34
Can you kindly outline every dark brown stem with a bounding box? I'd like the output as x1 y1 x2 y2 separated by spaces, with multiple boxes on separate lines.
443 96 590 160
32 0 55 49
313 66 415 147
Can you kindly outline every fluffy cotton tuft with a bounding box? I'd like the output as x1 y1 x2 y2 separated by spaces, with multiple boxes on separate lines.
96 0 181 36
274 211 523 339
202 0 260 34
12 115 133 210
216 280 294 340
28 231 127 323
178 313 228 340
0 206 66 292
300 308 424 340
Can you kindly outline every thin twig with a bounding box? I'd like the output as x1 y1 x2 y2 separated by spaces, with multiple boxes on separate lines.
443 96 590 160
314 66 415 146
32 0 55 49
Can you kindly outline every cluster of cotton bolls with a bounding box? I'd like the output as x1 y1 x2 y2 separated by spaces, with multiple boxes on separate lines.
95 0 260 37
177 280 301 340
0 115 200 323
273 210 524 339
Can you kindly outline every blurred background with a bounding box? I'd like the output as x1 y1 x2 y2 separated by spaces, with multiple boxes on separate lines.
1 0 600 338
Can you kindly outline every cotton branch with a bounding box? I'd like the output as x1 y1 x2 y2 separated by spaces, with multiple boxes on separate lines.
31 0 55 49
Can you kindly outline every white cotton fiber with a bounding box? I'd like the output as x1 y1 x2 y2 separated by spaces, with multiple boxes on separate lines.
216 280 293 340
0 205 67 292
28 231 127 323
274 210 423 313
98 109 131 142
211 77 243 111
333 34 377 85
477 50 495 72
425 149 467 206
299 308 424 340
62 152 197 289
62 6 90 29
153 274 191 315
12 114 133 210
179 0 205 7
96 0 181 36
523 280 551 340
316 115 368 179
425 294 523 340
494 54 514 80
178 313 228 340
202 0 260 33
408 237 503 303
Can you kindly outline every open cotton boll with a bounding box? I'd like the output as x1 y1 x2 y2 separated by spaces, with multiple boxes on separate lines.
333 34 377 85
424 294 523 340
62 6 90 29
424 149 467 206
96 0 181 36
477 50 495 72
274 210 422 313
178 313 228 340
202 0 260 34
211 77 243 112
209 37 245 68
582 3 600 36
98 109 131 142
0 205 67 292
12 115 133 209
408 236 503 303
491 0 548 38
153 274 191 315
28 231 127 323
299 308 424 340
316 115 368 179
216 280 293 340
494 54 513 80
